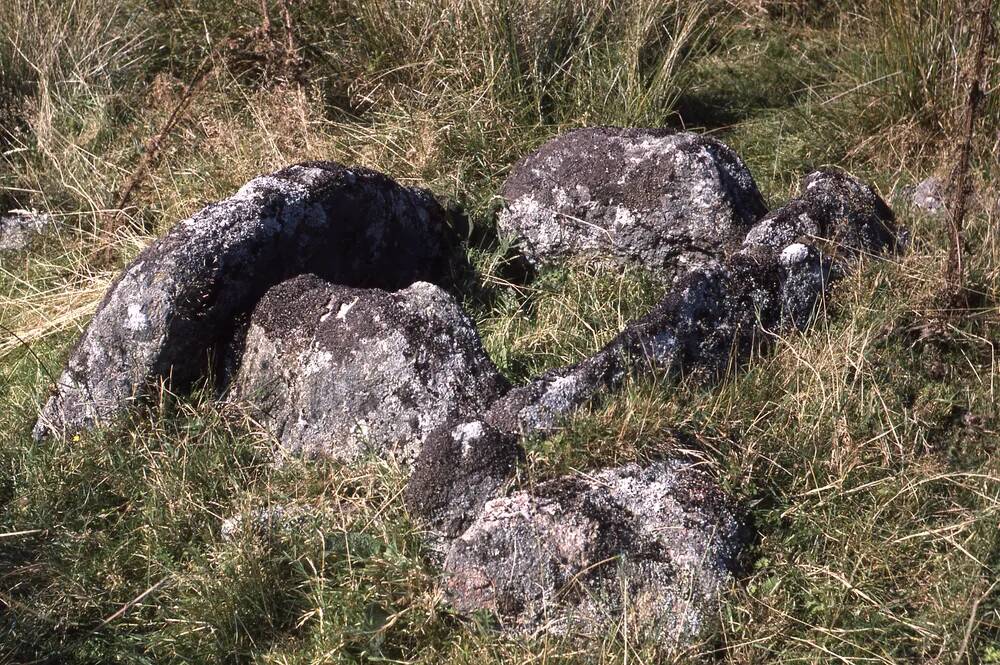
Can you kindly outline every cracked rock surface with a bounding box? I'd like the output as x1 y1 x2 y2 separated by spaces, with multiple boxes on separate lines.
498 127 767 282
442 460 747 641
229 274 508 462
35 162 457 439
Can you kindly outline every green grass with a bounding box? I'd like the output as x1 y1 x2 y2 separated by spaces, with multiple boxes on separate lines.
2 0 999 662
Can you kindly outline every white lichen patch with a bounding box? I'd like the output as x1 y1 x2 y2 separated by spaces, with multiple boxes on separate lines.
0 211 53 252
647 330 678 365
335 296 359 321
780 242 810 266
613 206 637 228
453 420 486 458
124 303 149 332
300 350 333 377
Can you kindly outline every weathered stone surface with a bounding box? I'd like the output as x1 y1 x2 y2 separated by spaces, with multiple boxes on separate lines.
483 346 625 438
35 162 458 439
229 275 507 462
443 460 746 640
777 242 831 329
405 419 523 538
0 211 52 254
898 176 991 219
498 128 767 282
480 247 821 438
743 169 899 258
482 170 895 440
220 504 322 542
405 359 622 534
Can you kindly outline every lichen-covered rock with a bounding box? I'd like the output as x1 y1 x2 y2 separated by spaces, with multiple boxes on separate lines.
742 169 899 258
0 211 52 254
443 460 746 641
624 248 784 373
777 242 831 329
405 419 523 538
404 357 624 534
410 166 894 561
499 128 767 282
229 274 507 462
475 170 896 441
220 504 324 542
482 243 829 439
482 347 625 438
35 162 457 439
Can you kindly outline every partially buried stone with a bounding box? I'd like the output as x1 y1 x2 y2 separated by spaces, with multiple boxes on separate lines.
479 247 791 438
478 170 896 440
742 169 899 258
909 177 946 216
229 274 508 463
220 504 319 542
442 460 747 642
498 128 767 282
404 419 523 538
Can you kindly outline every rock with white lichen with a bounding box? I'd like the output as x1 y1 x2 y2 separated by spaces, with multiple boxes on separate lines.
478 169 896 440
909 177 946 216
229 274 508 462
742 169 899 258
220 504 321 541
0 210 52 255
477 246 823 439
442 460 747 640
407 179 878 531
34 162 459 439
498 128 768 282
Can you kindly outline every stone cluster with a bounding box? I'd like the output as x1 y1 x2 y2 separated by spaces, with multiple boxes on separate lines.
34 128 903 646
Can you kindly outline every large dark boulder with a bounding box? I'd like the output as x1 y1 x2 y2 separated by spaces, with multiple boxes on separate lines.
498 128 767 282
229 275 507 462
442 460 747 641
35 163 459 438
